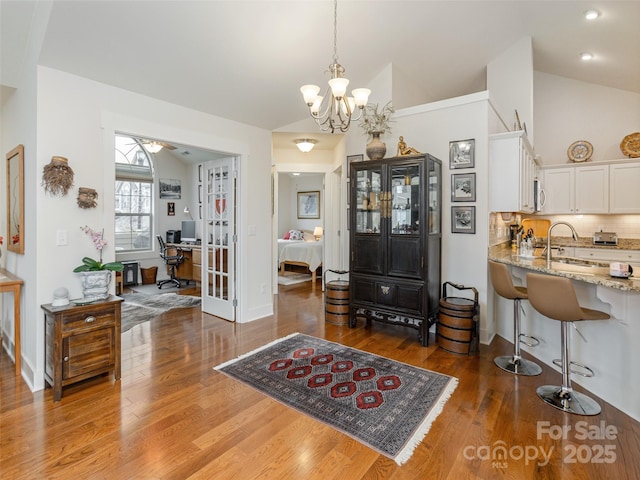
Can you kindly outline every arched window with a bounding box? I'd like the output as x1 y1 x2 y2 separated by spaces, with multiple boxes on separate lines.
115 135 154 252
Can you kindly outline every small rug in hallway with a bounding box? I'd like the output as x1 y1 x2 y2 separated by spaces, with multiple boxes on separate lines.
214 333 457 465
277 273 312 286
121 292 201 332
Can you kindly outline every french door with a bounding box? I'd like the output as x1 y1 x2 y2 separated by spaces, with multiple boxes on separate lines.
201 157 236 321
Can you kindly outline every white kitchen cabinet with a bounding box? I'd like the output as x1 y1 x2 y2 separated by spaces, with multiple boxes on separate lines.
542 164 608 214
609 162 640 213
490 131 537 213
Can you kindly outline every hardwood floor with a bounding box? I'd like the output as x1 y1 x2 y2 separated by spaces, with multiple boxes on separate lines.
2 282 639 479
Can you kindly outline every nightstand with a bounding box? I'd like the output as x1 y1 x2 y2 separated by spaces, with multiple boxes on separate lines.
41 295 123 401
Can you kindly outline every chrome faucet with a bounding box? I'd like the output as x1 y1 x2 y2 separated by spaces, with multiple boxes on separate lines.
546 221 579 266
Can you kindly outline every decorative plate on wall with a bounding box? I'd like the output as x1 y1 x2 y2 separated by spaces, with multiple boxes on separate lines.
620 132 640 158
567 140 594 162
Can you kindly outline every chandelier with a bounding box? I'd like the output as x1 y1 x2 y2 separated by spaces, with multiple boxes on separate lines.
300 0 370 133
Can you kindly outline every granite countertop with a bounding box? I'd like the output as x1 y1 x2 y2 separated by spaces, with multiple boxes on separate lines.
489 244 640 293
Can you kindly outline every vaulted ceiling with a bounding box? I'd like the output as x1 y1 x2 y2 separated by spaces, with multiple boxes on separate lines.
2 1 639 133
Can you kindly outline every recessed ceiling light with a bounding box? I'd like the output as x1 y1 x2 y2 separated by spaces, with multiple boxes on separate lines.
580 52 594 61
585 10 600 20
292 172 301 176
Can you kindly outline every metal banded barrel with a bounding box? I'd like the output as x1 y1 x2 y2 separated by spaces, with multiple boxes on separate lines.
437 282 479 355
325 280 350 325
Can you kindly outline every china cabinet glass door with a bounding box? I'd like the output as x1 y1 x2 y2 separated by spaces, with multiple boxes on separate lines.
390 164 420 235
354 167 382 234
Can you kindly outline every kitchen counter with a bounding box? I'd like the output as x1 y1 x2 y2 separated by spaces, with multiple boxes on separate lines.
489 244 640 293
488 243 640 423
544 236 640 250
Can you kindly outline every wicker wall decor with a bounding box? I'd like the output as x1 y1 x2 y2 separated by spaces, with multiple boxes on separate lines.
77 187 98 209
42 156 74 197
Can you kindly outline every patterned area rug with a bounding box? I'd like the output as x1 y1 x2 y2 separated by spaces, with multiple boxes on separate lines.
214 333 457 465
121 292 201 332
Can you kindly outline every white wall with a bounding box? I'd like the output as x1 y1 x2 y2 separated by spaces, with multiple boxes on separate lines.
5 65 273 391
534 72 640 165
277 174 324 236
395 92 493 343
487 36 534 142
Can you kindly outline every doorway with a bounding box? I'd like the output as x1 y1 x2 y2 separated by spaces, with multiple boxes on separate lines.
274 171 325 292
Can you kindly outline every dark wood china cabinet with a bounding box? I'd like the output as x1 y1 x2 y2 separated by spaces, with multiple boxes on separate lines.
349 154 442 345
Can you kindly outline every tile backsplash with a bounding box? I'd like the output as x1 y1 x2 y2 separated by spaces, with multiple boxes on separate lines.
489 213 640 246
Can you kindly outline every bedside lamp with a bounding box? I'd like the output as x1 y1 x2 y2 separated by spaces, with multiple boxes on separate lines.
313 226 323 241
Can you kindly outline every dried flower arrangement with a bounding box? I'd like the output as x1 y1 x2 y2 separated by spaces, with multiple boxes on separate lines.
359 101 394 139
42 156 74 197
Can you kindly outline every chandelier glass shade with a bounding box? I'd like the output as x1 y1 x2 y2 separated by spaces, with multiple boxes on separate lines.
300 0 370 133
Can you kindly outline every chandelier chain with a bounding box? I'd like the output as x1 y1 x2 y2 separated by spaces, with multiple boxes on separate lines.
333 0 338 64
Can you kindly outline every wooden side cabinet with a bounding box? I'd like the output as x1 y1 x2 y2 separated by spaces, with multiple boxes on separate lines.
41 296 123 401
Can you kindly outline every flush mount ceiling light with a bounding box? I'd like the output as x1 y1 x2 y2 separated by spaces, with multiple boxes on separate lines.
295 139 317 153
142 141 163 153
300 0 371 133
585 10 600 20
580 52 594 61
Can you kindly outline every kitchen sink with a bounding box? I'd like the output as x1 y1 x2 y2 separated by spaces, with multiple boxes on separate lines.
553 257 607 267
550 257 609 276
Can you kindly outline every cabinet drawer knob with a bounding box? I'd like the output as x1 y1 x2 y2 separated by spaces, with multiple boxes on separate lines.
380 286 390 295
64 356 69 362
85 316 96 323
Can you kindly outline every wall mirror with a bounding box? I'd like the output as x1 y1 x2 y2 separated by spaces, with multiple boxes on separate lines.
6 144 25 254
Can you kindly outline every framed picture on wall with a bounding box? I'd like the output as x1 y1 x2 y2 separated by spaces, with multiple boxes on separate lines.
451 173 476 202
451 206 475 234
159 178 181 199
297 191 320 219
449 139 475 169
167 202 175 216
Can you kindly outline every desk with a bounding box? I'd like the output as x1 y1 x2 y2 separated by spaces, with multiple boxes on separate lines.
0 268 23 376
168 244 228 285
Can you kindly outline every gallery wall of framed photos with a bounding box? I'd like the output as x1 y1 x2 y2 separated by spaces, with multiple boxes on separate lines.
449 139 476 234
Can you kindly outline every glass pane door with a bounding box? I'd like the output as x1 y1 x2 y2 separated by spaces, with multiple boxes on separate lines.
428 159 441 234
202 158 235 321
354 167 382 234
390 164 420 235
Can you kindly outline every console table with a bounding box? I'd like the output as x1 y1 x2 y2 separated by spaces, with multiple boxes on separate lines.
0 268 23 375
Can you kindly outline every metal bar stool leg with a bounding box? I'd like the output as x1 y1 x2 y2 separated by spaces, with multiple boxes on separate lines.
536 321 601 415
494 298 542 376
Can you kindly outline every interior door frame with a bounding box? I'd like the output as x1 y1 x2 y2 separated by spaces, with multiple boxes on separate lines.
272 164 340 294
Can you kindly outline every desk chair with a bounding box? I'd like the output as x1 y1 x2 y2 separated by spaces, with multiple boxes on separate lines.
156 235 188 289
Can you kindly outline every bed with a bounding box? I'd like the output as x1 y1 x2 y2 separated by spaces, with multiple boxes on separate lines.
278 239 323 284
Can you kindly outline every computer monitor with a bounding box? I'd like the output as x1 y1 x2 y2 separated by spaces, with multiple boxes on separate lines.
181 220 197 243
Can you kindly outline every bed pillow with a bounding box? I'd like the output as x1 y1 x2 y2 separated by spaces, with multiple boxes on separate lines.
283 231 291 240
303 232 315 242
288 229 303 240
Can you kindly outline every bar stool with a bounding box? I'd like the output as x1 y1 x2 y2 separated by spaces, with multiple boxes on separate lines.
489 261 542 376
526 273 610 415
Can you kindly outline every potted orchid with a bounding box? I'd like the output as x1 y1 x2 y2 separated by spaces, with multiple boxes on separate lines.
73 226 124 272
74 226 123 300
